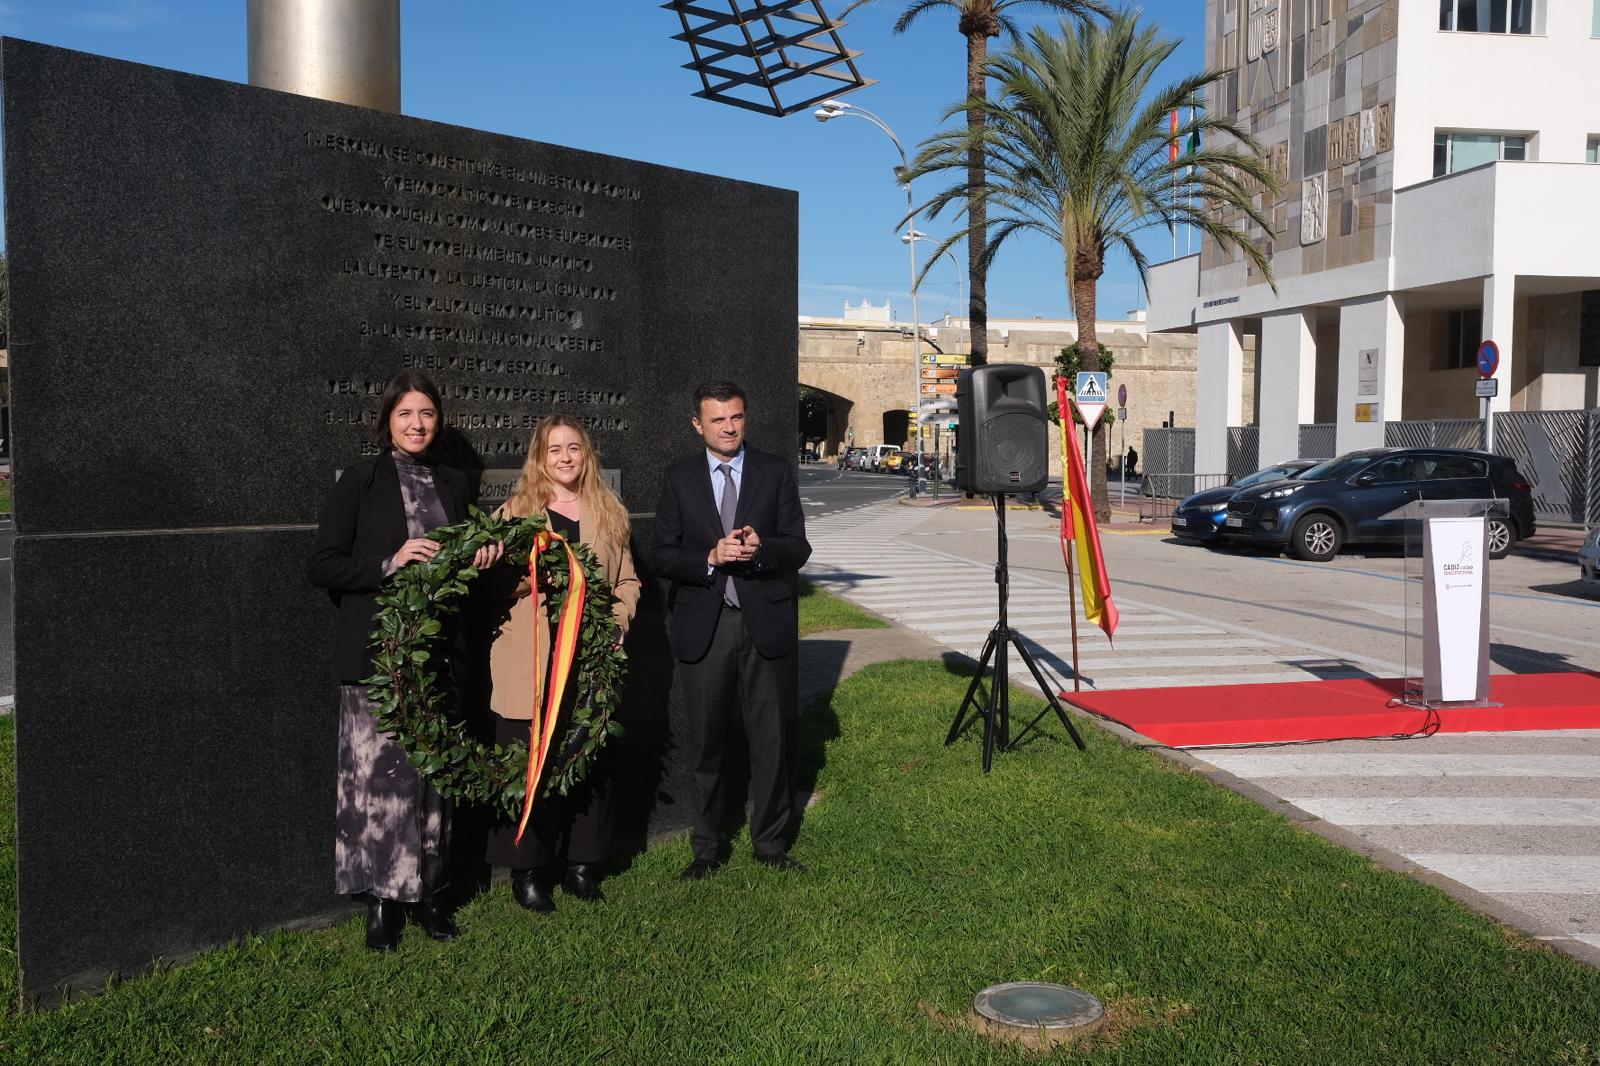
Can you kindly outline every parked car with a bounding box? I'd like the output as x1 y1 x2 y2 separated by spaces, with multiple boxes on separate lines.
839 447 866 470
1170 459 1320 543
1222 448 1535 562
865 444 899 471
881 450 915 473
1581 527 1600 585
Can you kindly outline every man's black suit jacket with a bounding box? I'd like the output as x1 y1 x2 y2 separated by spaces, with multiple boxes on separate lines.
653 445 812 663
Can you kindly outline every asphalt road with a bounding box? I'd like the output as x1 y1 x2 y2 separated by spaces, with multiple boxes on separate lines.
796 465 915 517
801 491 1600 960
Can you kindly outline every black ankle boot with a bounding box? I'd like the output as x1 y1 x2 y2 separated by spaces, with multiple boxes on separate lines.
365 897 403 952
511 868 556 913
409 896 460 941
562 863 605 902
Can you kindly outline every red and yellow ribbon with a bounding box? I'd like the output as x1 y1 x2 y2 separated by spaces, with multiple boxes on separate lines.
513 527 589 846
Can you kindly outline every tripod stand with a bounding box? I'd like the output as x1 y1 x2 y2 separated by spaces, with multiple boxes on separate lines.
945 494 1086 771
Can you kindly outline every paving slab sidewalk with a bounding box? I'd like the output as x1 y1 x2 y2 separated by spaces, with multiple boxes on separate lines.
799 618 1600 970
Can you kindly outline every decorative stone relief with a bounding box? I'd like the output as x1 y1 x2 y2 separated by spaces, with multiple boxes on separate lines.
1343 115 1360 165
1301 174 1326 245
1375 101 1393 153
1262 0 1281 54
1327 121 1346 169
1246 13 1263 62
1381 0 1399 40
1269 141 1291 186
1359 109 1377 159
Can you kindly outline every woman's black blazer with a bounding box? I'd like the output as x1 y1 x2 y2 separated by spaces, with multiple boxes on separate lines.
308 452 472 682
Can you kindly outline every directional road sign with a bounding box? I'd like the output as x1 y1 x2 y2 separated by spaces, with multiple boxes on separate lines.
1075 371 1108 432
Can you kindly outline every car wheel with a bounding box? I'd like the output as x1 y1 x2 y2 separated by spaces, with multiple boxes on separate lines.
1290 513 1342 562
1487 516 1516 559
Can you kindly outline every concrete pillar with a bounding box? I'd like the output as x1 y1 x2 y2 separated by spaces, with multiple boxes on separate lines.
1482 273 1516 415
247 0 401 112
1195 319 1243 476
1258 309 1317 464
1335 294 1405 452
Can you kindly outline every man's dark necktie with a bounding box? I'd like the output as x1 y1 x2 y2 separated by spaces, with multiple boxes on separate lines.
717 462 740 608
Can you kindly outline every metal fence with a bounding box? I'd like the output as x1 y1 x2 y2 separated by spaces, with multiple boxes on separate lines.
1138 473 1230 522
1298 423 1336 460
1385 418 1485 450
1227 426 1259 482
1492 410 1596 526
1145 412 1600 527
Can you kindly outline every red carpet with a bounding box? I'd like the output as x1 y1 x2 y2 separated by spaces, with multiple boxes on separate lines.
1061 672 1600 747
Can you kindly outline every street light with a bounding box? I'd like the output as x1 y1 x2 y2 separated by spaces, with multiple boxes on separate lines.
902 229 963 323
814 98 926 473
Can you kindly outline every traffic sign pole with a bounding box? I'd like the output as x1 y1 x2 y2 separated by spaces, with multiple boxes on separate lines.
1476 340 1500 452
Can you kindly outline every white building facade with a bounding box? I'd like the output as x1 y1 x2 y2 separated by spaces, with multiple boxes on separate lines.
1147 0 1600 477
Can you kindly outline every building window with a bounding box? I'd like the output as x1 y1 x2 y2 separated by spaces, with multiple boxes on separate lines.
1433 132 1527 177
1446 308 1483 370
1589 137 1599 163
1594 0 1600 37
1581 291 1600 368
1439 0 1535 33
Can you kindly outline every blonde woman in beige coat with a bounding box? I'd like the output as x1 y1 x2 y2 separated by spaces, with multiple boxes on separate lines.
486 415 640 913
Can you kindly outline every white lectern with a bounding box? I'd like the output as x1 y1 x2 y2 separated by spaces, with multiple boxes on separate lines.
1381 499 1498 707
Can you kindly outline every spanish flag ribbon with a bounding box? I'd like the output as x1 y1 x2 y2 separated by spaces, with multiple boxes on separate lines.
513 527 588 846
1056 374 1119 642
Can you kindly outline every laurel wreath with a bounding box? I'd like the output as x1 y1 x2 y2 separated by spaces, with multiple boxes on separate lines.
364 506 626 819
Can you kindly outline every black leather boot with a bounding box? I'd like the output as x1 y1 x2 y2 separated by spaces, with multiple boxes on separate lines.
511 868 556 914
365 897 403 952
562 863 605 902
409 895 460 941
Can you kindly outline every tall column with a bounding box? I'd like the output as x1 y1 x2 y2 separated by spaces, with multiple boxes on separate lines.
1195 319 1243 476
1335 294 1405 452
1259 309 1317 464
247 0 401 112
1482 273 1516 415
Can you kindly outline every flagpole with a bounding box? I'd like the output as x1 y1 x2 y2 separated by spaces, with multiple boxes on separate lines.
1066 538 1082 692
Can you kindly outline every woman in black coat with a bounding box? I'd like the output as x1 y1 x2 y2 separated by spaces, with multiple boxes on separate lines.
308 371 501 951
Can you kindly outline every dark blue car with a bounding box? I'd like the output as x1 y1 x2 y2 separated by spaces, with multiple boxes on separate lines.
1222 448 1537 562
1170 460 1319 543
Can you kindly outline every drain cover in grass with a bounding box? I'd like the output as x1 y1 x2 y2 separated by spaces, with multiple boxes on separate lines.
970 982 1104 1048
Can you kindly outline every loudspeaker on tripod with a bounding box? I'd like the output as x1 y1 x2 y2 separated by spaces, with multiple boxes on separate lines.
955 363 1049 494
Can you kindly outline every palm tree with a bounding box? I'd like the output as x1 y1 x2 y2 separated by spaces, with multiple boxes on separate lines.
909 12 1277 517
838 0 1109 365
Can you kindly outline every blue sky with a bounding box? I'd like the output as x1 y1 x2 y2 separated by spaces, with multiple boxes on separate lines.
0 0 1204 321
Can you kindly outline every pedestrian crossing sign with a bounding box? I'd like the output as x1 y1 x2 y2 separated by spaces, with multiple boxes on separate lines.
1075 371 1108 431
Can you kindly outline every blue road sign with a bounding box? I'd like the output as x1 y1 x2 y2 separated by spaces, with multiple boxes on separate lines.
1075 371 1108 405
1476 340 1499 378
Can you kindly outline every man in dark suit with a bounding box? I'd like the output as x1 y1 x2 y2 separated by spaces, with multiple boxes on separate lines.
653 381 813 880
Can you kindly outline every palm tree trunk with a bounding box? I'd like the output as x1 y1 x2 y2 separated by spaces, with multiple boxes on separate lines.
964 30 988 366
1070 264 1110 521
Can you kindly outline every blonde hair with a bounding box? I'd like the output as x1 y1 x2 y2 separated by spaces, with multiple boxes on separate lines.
501 415 631 552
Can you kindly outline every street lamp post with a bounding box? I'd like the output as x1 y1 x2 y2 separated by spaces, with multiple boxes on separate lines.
814 98 926 485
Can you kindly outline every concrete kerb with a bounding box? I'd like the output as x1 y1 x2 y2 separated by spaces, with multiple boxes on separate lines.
798 618 1600 972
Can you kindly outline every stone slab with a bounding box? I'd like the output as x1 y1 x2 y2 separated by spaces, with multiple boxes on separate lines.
3 38 798 1002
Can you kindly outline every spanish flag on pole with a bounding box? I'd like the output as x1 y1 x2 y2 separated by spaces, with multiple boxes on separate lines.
1169 108 1180 163
1056 374 1119 642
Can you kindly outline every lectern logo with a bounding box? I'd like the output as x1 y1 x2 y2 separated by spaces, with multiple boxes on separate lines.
1441 540 1476 577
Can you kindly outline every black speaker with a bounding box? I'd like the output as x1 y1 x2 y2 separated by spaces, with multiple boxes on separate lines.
955 364 1049 494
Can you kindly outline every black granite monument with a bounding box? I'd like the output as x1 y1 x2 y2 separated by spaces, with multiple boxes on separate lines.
3 39 797 1003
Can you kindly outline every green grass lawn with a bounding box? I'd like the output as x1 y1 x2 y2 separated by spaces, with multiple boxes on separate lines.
797 577 888 636
3 664 1599 1062
0 479 11 514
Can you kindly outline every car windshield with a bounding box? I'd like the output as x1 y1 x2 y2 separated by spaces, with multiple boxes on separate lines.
1297 454 1378 481
1235 464 1303 489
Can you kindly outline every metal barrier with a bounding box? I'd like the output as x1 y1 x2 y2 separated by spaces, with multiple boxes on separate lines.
1298 423 1335 460
1385 418 1484 450
1227 426 1259 481
1139 472 1230 522
1492 410 1594 526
